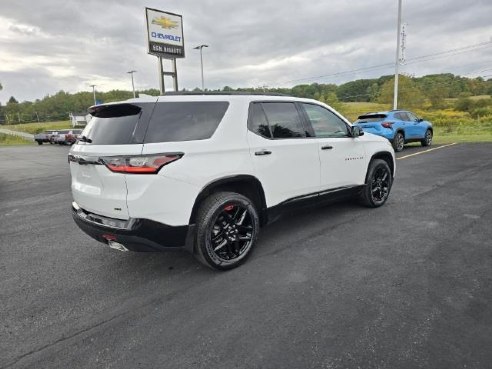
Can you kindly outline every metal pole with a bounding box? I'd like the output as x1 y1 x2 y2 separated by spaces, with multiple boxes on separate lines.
90 84 97 105
158 57 165 95
393 0 402 110
172 59 179 91
200 48 204 91
194 45 208 91
127 70 136 98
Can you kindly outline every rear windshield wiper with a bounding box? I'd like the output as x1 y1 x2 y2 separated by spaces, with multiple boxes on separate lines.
78 135 92 143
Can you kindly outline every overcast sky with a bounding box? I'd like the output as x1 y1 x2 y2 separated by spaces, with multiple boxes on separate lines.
0 0 491 104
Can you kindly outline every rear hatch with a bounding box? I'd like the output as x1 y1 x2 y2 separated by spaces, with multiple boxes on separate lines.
354 113 388 131
69 102 155 220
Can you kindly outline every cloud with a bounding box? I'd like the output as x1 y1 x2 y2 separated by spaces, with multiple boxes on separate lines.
0 0 491 104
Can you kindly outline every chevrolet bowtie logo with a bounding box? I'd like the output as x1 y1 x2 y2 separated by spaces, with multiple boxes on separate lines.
152 16 179 29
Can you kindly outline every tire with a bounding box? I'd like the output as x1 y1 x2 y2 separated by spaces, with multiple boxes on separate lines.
360 159 393 208
392 132 405 152
421 129 433 147
37 141 42 145
194 191 260 271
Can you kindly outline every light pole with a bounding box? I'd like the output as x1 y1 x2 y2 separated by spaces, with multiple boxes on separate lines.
127 70 137 98
90 84 97 105
393 0 403 110
193 44 208 91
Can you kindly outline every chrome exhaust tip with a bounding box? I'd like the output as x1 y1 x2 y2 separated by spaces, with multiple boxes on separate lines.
108 240 129 252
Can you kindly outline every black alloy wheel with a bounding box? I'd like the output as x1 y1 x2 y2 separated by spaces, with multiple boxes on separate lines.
360 159 393 208
195 192 259 270
370 166 391 205
209 204 254 262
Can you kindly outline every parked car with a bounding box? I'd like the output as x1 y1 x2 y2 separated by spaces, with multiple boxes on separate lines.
54 129 82 145
33 130 57 145
69 93 395 270
353 110 433 152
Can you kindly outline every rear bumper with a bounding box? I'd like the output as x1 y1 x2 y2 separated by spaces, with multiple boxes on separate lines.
72 202 194 252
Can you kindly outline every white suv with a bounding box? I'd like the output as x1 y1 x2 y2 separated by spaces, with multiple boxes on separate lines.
69 93 395 270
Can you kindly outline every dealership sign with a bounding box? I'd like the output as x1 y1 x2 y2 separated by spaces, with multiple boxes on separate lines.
145 8 185 59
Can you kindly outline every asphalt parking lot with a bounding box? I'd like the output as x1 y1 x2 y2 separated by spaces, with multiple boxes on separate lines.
1 142 491 369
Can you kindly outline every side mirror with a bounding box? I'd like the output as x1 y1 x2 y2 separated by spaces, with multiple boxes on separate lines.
417 118 424 122
351 126 364 137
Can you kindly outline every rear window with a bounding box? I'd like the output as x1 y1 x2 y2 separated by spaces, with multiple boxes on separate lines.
260 102 306 138
355 114 387 123
81 104 142 145
144 102 229 143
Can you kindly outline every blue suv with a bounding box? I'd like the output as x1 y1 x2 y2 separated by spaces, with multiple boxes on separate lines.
353 110 433 152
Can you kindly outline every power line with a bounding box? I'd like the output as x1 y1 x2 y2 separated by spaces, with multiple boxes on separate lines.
276 40 492 86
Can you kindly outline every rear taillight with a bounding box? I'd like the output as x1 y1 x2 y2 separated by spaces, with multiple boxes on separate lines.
100 154 183 174
381 122 393 128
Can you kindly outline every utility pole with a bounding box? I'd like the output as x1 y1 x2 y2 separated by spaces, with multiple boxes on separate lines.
90 84 97 105
127 70 137 98
400 23 407 65
194 45 209 91
393 0 403 110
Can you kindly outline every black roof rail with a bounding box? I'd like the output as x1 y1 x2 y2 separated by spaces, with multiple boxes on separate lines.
160 91 290 97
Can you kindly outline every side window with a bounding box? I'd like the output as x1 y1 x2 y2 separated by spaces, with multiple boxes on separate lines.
396 112 410 121
145 102 229 143
248 103 272 138
261 102 306 139
302 103 349 138
406 112 418 121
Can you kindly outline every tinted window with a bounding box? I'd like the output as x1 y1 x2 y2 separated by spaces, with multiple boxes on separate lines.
248 103 272 138
302 104 349 138
406 112 418 121
395 112 410 121
261 102 306 139
355 114 387 123
81 104 142 145
145 102 229 143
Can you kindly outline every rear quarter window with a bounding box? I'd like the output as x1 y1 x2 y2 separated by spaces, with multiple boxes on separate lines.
144 101 229 143
81 104 144 145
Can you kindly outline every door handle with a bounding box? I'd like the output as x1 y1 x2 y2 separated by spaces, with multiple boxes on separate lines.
255 150 272 156
321 145 333 150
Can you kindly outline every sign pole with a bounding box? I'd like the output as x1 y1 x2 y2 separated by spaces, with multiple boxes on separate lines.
172 59 178 91
158 56 165 95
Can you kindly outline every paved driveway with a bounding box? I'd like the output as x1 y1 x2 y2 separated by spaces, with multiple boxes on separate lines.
1 143 491 369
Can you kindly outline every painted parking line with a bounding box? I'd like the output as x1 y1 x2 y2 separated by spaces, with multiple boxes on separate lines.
396 142 458 160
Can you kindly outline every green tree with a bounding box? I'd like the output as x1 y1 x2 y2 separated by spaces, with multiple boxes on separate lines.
377 75 424 109
426 85 447 109
337 79 378 102
366 82 380 102
323 92 342 111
